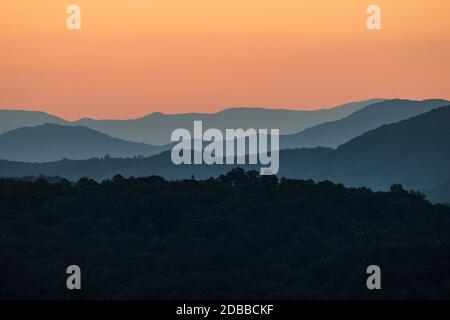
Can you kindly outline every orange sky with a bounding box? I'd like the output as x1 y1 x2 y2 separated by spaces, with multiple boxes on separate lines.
1 0 449 120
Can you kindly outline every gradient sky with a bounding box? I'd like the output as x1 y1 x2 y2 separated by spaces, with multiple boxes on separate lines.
1 0 449 120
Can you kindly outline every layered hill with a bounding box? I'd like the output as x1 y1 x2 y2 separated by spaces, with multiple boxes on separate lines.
0 110 69 135
73 99 383 145
1 105 449 195
0 99 382 146
281 99 449 149
0 124 170 162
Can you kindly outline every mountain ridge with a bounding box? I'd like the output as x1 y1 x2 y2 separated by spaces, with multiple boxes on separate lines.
0 124 170 162
73 99 384 145
281 98 449 149
0 99 384 145
1 106 449 196
0 110 69 135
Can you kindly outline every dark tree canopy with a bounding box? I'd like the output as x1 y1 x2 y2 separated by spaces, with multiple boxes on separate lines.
0 168 450 299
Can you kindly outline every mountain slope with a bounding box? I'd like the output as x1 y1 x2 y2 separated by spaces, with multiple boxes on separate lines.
281 99 449 149
1 106 449 193
0 110 69 135
330 105 450 189
74 99 384 145
0 124 170 162
279 105 450 190
2 173 450 299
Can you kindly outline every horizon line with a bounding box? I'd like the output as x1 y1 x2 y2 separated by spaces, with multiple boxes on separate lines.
0 97 394 122
3 97 449 122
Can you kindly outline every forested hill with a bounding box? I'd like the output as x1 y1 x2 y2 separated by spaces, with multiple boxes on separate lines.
0 124 170 162
1 169 450 299
1 106 449 192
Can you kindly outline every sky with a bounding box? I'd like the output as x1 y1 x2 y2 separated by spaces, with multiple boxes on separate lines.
0 0 449 120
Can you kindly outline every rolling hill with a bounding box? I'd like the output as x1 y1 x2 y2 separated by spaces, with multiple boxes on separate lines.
0 99 382 146
0 124 170 162
280 105 450 190
73 99 383 145
0 110 69 135
1 105 449 196
2 171 450 299
281 99 449 149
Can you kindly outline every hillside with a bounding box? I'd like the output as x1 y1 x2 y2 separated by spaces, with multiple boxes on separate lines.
0 106 449 194
0 110 69 135
1 170 450 299
0 124 170 162
281 99 449 149
74 99 383 145
279 106 450 190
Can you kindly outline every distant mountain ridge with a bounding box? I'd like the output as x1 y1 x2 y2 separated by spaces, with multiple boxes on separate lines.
0 124 170 162
281 99 449 149
3 99 447 152
0 110 69 135
74 99 383 145
277 105 450 191
1 106 449 196
0 99 383 145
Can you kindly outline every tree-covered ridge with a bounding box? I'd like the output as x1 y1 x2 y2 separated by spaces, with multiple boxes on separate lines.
1 169 450 299
1 106 450 193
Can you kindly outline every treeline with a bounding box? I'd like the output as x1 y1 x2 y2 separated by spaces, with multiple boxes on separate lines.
1 169 450 299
